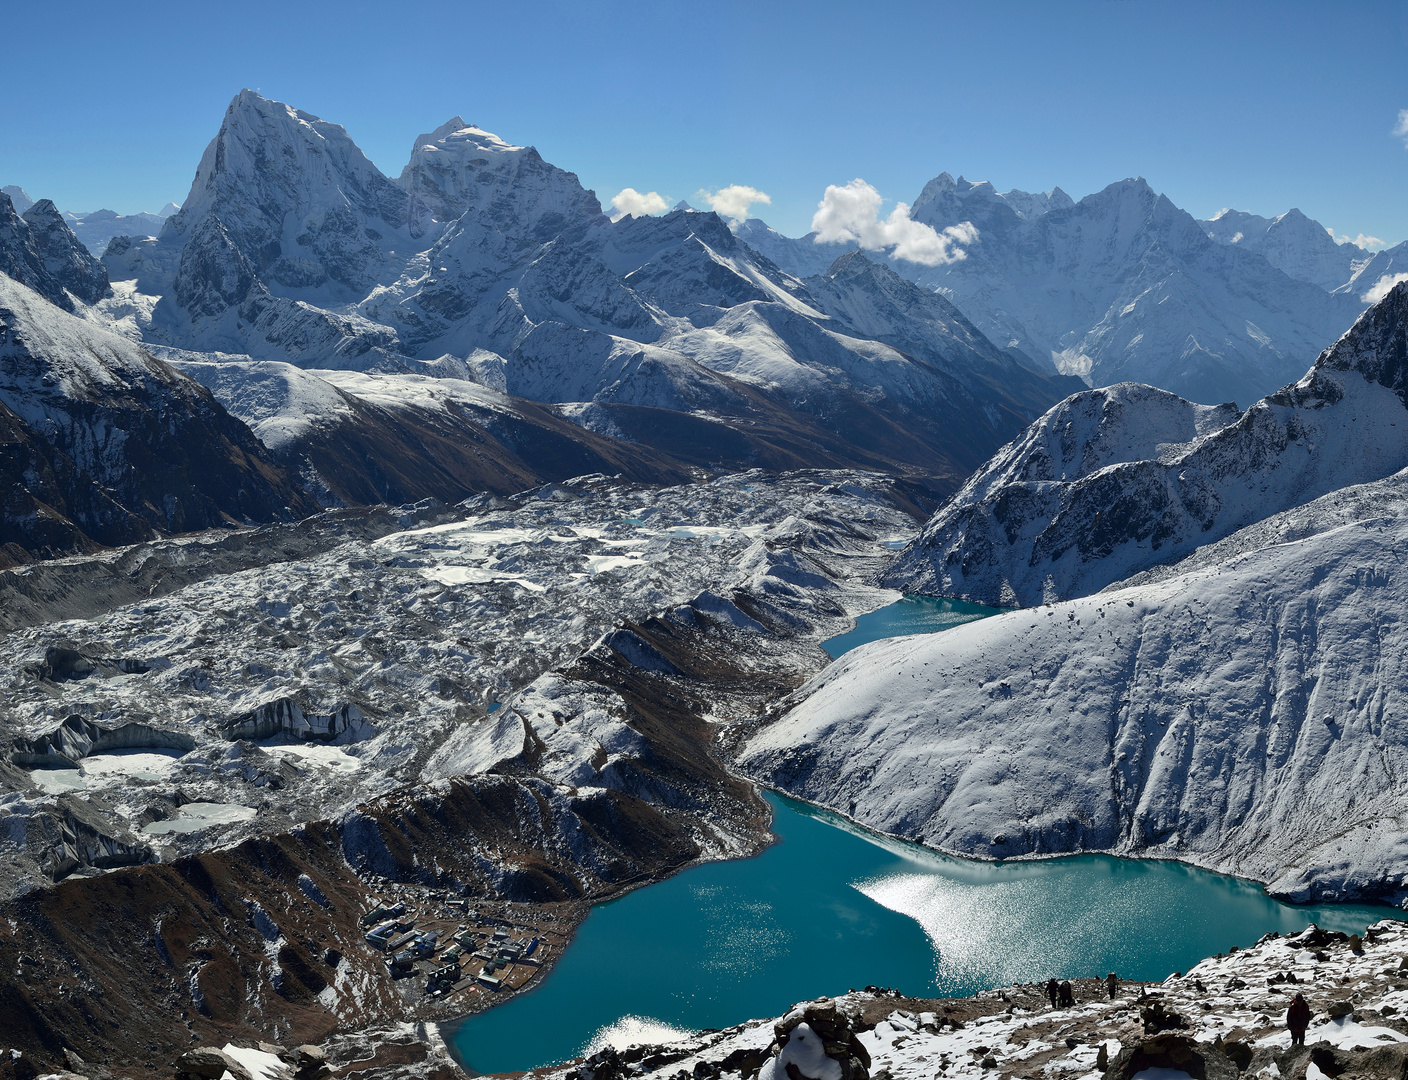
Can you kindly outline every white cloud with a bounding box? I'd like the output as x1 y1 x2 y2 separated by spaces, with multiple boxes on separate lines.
695 184 770 222
810 178 977 266
1362 273 1408 304
1395 109 1408 147
1327 226 1387 251
610 188 669 221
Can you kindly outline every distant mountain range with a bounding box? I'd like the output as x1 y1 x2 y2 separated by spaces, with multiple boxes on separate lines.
743 174 1392 408
85 91 1082 500
0 90 1397 564
2 185 177 257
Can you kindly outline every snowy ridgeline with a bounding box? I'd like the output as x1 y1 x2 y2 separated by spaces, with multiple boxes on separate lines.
539 921 1408 1080
743 173 1378 408
886 283 1408 608
739 465 1408 905
87 89 1062 476
0 471 913 897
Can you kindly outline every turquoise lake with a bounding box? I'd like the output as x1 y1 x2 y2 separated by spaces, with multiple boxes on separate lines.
820 595 999 659
444 598 1403 1074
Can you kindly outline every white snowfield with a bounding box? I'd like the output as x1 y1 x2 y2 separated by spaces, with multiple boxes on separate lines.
740 464 1408 904
886 284 1408 608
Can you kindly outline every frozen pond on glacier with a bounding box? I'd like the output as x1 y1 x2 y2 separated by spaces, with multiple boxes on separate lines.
445 598 1401 1072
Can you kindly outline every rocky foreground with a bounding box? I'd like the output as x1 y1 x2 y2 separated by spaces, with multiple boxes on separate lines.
17 916 1405 1080
538 918 1408 1080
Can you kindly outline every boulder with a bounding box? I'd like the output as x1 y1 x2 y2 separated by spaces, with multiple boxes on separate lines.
1104 1035 1240 1080
289 1046 329 1080
761 998 869 1080
1140 998 1191 1035
174 1049 252 1080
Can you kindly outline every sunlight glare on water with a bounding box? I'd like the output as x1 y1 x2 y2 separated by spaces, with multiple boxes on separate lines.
445 794 1401 1075
583 1016 696 1056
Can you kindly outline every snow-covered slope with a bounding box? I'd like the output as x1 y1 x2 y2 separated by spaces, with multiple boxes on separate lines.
742 466 1408 903
0 272 310 563
168 357 709 505
885 281 1408 606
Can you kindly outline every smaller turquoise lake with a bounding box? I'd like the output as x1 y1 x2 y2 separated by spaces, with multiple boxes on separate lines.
444 597 1402 1074
821 595 998 659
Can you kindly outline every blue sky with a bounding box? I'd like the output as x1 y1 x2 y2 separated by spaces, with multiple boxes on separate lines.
7 0 1407 244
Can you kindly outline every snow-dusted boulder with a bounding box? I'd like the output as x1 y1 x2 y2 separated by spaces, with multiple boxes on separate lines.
886 281 1408 606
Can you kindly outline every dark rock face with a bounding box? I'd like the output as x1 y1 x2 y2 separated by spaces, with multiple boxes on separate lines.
0 274 314 566
0 195 109 311
1317 280 1408 406
173 216 259 317
1105 1034 1240 1080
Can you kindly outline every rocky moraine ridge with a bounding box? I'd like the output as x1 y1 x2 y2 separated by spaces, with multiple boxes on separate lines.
0 468 923 1073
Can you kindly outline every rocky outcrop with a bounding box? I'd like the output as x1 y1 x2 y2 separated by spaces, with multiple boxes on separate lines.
759 998 871 1080
0 272 314 565
19 201 109 305
0 193 109 311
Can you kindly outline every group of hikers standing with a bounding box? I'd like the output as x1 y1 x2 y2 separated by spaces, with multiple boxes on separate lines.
1042 974 1313 1047
1045 973 1120 1007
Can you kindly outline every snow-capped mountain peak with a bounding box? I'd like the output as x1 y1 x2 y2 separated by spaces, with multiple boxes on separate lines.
413 115 526 155
395 113 603 234
2 185 33 216
160 89 413 297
